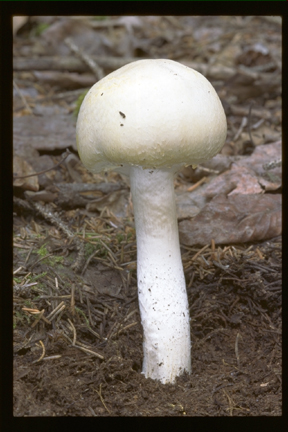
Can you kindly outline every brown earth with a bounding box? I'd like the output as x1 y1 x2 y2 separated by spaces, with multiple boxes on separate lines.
13 212 281 416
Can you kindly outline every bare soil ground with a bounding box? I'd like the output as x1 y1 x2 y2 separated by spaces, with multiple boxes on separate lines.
13 224 281 416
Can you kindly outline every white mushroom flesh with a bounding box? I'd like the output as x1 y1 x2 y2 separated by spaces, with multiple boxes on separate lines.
130 166 191 383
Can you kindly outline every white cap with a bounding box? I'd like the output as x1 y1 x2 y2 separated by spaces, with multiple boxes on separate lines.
76 59 227 173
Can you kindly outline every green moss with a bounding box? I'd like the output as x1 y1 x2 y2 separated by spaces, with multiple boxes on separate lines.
14 310 31 328
36 245 64 266
37 244 48 257
127 232 134 241
13 277 22 284
27 272 47 282
92 16 107 21
116 233 124 244
31 22 50 37
75 306 90 326
73 90 89 118
84 242 97 258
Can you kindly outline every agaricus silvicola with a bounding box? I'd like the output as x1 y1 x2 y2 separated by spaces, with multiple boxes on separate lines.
76 59 227 384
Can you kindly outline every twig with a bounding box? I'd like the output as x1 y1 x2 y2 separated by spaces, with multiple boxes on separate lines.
14 55 144 74
32 340 45 363
187 176 207 192
47 266 65 285
13 150 71 179
13 266 24 275
81 249 100 275
42 355 62 361
31 309 45 328
247 102 255 147
85 325 101 340
15 55 278 84
40 88 88 103
191 244 210 262
29 253 54 271
233 116 247 141
68 318 77 345
71 284 75 315
212 260 230 271
117 321 138 335
22 307 40 314
24 247 34 266
123 308 138 323
39 295 71 299
46 301 66 321
106 322 120 340
73 344 104 360
235 332 242 367
13 281 38 294
65 37 104 80
22 307 51 326
94 384 111 414
88 406 97 417
211 239 216 261
13 79 33 114
86 296 94 327
223 389 235 416
187 271 195 289
252 118 265 130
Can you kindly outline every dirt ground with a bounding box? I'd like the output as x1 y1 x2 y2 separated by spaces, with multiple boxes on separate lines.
13 229 282 417
12 15 282 416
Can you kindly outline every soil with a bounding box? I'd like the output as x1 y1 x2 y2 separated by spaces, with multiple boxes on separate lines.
13 213 282 416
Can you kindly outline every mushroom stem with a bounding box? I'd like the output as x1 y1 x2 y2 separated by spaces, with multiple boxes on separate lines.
130 166 191 384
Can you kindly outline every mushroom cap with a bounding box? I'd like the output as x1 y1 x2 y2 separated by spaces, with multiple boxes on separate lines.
76 59 227 173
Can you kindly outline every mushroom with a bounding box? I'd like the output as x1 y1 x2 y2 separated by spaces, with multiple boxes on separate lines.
76 59 227 384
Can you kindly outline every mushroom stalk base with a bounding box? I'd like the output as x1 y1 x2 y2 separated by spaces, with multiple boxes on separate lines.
130 166 191 384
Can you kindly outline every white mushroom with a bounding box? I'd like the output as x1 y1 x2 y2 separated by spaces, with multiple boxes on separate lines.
76 59 227 384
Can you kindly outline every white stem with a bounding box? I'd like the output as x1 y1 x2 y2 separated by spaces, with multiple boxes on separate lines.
130 166 191 384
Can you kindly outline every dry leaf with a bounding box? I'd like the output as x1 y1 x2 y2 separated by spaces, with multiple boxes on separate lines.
33 71 95 90
204 142 281 197
179 193 281 246
13 17 29 36
13 155 39 192
86 190 130 219
204 164 263 197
